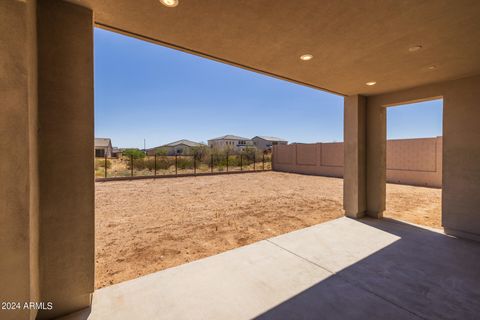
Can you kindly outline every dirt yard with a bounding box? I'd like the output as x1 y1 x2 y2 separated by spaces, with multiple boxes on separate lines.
95 171 441 288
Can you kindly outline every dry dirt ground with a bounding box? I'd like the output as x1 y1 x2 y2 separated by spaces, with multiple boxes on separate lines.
95 171 441 288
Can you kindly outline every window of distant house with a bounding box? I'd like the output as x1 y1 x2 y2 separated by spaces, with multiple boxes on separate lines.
95 149 105 157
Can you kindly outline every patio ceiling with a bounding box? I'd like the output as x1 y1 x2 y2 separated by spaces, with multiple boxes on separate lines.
69 0 480 96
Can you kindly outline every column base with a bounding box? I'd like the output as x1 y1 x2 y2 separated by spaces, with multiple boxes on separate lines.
366 211 384 219
344 210 384 219
344 210 366 219
444 227 480 242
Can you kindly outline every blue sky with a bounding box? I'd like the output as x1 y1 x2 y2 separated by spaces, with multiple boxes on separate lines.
94 28 442 148
387 100 443 139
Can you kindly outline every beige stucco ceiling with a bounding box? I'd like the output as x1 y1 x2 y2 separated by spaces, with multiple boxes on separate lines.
70 0 480 96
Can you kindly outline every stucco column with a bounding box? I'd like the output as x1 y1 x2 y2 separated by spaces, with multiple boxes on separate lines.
442 76 480 241
343 95 386 219
365 101 386 218
343 95 367 218
37 1 94 319
0 1 39 320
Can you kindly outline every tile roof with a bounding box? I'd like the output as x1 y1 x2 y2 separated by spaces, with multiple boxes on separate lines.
94 138 111 147
253 136 288 142
209 134 251 141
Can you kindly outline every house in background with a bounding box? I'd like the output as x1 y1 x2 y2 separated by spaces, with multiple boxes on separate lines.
94 138 113 158
111 147 123 158
252 136 288 151
147 139 204 156
208 134 253 151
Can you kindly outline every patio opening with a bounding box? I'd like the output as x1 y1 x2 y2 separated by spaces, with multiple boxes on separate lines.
93 28 345 289
385 99 443 228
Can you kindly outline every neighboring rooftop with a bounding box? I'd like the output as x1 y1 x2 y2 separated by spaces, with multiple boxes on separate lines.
209 135 251 141
253 136 288 142
94 138 111 147
162 139 203 147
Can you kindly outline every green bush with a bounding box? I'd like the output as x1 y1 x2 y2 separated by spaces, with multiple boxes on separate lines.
122 149 145 160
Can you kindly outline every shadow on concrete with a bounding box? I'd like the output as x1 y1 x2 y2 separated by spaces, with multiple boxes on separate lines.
255 218 480 320
57 306 91 320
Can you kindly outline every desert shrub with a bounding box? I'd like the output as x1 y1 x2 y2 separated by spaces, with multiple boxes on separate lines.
156 156 173 170
176 156 193 170
211 153 227 167
240 147 263 164
208 150 253 168
190 145 210 161
132 157 156 171
95 158 111 169
227 155 241 167
116 147 267 174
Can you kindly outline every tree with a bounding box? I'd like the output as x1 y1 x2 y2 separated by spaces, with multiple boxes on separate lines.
122 148 145 159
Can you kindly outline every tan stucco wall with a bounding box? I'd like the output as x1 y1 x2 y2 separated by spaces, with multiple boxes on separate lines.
367 74 480 240
37 1 94 319
1 1 94 319
0 1 38 319
273 137 442 187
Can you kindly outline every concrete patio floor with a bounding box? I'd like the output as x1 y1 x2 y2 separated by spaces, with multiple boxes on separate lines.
61 217 480 320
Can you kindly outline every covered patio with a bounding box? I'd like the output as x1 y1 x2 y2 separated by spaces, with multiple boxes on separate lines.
62 217 480 320
2 1 480 319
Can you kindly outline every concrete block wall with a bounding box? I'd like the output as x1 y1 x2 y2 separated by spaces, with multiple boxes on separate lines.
273 137 442 188
386 137 442 187
273 143 344 178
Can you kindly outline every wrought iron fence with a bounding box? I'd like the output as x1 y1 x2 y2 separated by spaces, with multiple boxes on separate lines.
95 151 272 179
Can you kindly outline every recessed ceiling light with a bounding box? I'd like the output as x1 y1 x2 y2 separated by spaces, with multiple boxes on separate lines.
408 45 423 52
366 81 376 86
159 0 179 7
300 54 313 61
